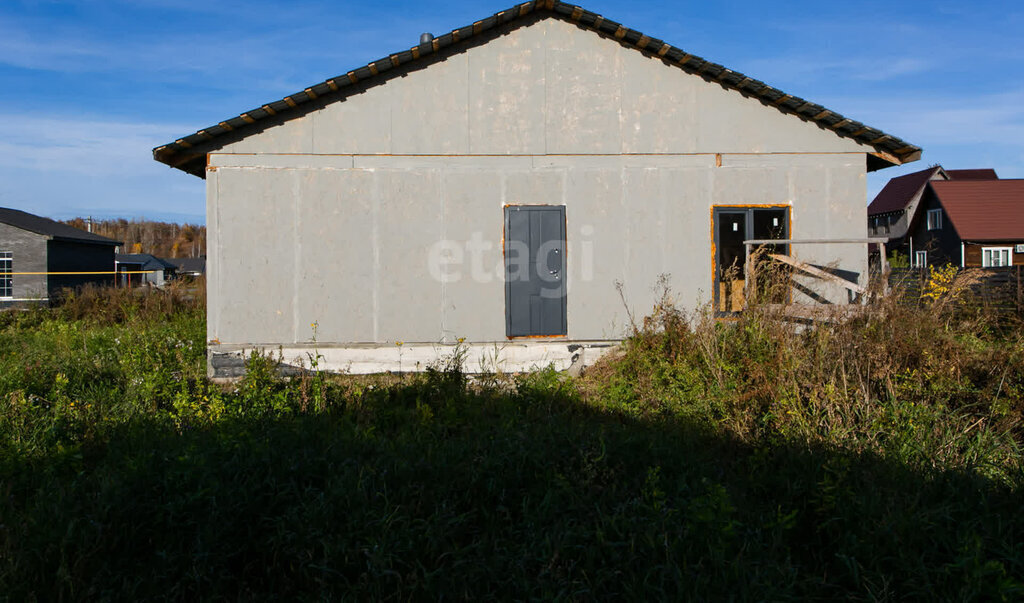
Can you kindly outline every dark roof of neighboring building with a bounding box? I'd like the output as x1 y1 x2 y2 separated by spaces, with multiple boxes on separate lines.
946 168 999 181
153 0 921 178
0 207 122 245
166 257 206 274
867 166 943 216
931 180 1024 241
116 254 179 270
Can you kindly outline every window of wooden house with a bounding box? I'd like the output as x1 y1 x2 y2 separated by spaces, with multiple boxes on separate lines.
926 209 942 231
0 252 11 298
914 250 927 268
982 247 1012 267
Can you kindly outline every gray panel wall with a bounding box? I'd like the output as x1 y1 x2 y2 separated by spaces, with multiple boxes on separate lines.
207 153 866 345
204 17 873 347
219 19 872 158
0 223 48 300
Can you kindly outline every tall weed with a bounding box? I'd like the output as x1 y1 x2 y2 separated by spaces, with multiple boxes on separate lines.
584 280 1024 481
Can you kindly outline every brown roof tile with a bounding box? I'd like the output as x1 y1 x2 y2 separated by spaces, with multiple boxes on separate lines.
946 168 999 180
931 180 1024 241
867 166 942 215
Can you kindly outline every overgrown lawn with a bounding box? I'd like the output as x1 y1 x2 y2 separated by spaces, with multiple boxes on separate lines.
1 286 1022 599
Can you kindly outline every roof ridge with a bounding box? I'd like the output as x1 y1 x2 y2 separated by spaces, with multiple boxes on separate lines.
154 0 921 176
0 206 122 245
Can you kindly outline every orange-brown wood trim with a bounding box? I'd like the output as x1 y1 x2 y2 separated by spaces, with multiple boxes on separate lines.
709 203 792 315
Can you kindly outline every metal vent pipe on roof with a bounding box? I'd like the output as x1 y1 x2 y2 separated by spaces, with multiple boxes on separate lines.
420 32 434 44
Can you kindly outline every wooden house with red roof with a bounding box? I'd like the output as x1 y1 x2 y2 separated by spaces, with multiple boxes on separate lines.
867 165 1014 267
909 179 1024 268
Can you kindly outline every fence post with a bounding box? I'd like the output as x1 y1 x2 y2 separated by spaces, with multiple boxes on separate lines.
1018 265 1022 315
920 266 926 306
879 241 889 296
744 242 754 309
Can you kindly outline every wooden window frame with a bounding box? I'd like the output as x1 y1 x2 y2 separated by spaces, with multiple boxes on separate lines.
926 209 942 231
982 246 1013 268
914 250 928 268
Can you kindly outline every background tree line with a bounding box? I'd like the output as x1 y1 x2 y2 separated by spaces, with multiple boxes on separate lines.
63 218 206 258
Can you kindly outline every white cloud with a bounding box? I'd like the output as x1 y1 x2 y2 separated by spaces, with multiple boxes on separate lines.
0 9 429 87
741 55 933 87
861 88 1024 199
0 112 205 221
0 114 188 175
831 88 1024 148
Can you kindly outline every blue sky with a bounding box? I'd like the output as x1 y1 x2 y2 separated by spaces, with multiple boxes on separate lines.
1 0 1021 224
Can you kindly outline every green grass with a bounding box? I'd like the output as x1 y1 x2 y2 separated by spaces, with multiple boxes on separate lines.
1 287 1023 600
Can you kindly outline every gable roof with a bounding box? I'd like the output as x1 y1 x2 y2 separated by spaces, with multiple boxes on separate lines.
931 180 1024 241
867 166 943 216
0 207 122 246
168 257 206 274
115 253 179 270
946 168 999 181
153 0 921 178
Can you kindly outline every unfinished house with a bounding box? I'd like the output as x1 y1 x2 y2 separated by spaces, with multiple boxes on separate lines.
154 1 920 376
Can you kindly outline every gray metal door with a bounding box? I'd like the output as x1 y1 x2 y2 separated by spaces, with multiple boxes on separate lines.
504 205 567 337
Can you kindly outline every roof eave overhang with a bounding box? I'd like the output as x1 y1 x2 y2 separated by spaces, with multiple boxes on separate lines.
868 148 922 173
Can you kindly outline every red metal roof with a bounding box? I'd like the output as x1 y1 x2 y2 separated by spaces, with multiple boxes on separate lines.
867 166 942 215
946 168 999 180
931 180 1024 241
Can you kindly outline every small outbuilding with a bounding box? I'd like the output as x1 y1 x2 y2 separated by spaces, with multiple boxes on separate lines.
115 253 178 287
168 256 206 279
154 1 920 375
0 207 122 306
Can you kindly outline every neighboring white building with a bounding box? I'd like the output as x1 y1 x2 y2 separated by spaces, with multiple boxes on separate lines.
115 254 178 288
154 1 920 376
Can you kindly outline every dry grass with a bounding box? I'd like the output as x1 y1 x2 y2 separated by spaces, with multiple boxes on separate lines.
582 272 1024 480
55 279 206 324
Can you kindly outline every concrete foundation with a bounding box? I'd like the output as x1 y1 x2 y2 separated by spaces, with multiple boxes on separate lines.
209 340 619 377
